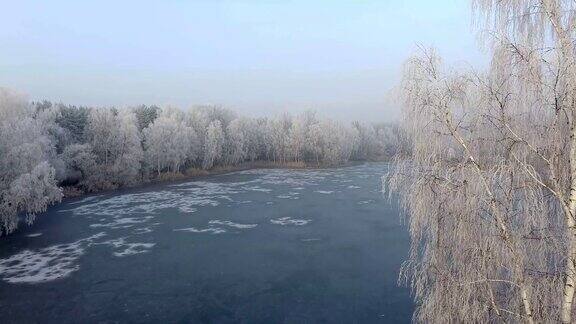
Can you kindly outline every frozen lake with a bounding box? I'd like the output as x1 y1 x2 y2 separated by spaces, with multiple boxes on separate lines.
0 163 412 323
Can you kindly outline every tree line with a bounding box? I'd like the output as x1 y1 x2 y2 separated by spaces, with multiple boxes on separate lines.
0 87 404 235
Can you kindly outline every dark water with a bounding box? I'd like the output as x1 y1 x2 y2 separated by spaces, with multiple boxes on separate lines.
0 163 413 323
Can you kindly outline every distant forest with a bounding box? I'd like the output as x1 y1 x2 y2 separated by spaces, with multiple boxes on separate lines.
0 87 406 235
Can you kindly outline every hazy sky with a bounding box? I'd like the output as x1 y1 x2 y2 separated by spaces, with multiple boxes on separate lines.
1 0 486 121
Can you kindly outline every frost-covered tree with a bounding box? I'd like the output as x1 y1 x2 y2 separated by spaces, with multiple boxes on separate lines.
202 120 224 169
84 108 143 189
388 1 576 322
143 108 199 174
241 118 263 162
0 88 62 235
225 118 248 165
270 113 292 163
5 162 62 228
289 110 317 162
60 143 97 187
309 119 356 166
110 110 143 185
351 121 377 160
194 105 236 129
54 104 90 146
255 118 275 161
133 104 160 131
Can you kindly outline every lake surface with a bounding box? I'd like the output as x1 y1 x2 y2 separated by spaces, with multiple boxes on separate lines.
0 163 413 323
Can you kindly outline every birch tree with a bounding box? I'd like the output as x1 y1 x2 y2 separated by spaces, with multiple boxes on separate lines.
388 1 576 322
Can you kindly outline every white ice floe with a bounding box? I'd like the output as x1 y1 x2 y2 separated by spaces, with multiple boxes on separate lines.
133 227 153 235
276 192 300 200
301 238 321 242
0 230 159 284
0 233 105 284
239 169 327 186
270 217 311 226
208 220 258 229
96 238 156 257
66 195 103 205
173 227 226 234
89 216 153 229
62 190 223 218
242 185 272 192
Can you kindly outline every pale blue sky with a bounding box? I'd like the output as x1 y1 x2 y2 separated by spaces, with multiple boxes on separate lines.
0 0 485 121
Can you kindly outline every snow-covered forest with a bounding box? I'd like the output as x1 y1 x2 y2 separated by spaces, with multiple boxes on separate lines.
0 87 404 235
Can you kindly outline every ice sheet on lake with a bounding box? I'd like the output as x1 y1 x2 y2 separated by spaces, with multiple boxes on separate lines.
59 167 345 232
0 163 388 285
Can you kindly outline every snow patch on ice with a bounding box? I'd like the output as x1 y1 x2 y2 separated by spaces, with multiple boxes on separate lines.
270 217 311 226
89 216 153 229
242 185 272 192
276 192 300 200
208 220 257 229
0 233 105 284
173 227 226 234
133 227 153 235
96 238 156 257
66 195 103 206
301 238 321 242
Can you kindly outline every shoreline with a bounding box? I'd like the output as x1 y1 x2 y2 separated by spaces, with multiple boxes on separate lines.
60 160 370 202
